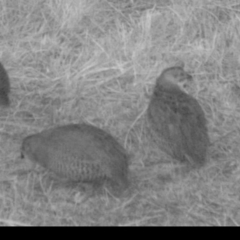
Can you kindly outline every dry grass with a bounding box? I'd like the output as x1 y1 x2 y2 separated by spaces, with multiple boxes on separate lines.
0 0 240 226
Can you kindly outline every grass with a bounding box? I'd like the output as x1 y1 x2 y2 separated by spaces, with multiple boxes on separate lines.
0 0 240 226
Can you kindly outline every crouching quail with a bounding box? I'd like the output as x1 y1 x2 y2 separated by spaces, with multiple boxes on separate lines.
146 66 210 167
21 123 130 195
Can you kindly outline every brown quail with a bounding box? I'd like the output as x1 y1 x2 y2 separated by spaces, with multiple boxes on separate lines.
147 66 209 167
0 62 10 106
21 124 129 195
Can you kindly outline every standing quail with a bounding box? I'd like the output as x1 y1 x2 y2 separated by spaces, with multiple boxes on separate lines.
21 123 129 195
0 62 10 106
146 66 209 167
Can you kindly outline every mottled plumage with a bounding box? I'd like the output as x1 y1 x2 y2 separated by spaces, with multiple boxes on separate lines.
21 124 129 194
0 62 10 106
147 67 209 167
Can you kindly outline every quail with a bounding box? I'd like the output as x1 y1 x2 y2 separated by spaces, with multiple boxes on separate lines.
0 62 10 106
146 66 209 167
21 123 129 195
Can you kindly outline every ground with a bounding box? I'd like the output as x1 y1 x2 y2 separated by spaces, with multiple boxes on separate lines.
0 0 240 226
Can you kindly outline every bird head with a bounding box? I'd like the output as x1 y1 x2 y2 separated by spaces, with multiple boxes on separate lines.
156 66 193 91
21 135 41 161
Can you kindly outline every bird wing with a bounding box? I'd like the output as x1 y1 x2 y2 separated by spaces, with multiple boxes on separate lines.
158 89 206 127
154 88 208 145
166 90 209 158
148 87 209 164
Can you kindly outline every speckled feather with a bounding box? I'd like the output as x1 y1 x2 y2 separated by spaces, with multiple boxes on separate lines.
21 124 129 193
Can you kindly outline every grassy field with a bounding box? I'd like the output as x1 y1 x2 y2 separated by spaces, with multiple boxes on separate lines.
0 0 240 226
